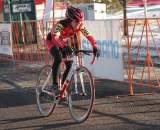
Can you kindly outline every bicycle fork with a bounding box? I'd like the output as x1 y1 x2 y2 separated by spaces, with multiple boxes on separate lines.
73 57 87 95
74 72 86 95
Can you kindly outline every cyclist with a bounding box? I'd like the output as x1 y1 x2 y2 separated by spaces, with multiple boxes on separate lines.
46 5 100 95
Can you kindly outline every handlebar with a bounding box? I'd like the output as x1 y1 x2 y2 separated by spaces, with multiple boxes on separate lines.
76 50 96 64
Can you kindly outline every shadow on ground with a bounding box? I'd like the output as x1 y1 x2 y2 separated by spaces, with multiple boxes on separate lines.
0 78 159 108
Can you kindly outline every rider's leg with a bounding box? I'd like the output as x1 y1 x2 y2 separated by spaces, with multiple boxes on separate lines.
62 60 72 85
50 46 62 91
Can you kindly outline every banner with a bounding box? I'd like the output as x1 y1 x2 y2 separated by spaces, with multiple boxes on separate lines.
81 20 124 81
0 23 13 55
12 3 32 13
3 0 36 21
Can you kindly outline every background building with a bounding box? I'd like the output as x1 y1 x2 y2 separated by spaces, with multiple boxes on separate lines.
36 1 67 20
76 3 106 20
36 2 107 20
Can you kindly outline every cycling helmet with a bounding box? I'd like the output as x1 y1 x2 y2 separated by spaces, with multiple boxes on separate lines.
65 6 84 22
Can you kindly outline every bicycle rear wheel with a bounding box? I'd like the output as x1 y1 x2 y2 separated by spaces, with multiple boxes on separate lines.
36 65 56 117
68 66 95 123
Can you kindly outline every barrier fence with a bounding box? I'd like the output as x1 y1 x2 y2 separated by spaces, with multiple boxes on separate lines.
0 18 160 95
122 18 160 95
0 20 55 65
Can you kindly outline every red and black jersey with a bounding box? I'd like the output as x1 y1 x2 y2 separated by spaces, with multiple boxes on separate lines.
46 18 96 50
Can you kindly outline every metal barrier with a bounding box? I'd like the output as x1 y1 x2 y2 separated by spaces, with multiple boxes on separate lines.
8 20 54 65
122 18 160 95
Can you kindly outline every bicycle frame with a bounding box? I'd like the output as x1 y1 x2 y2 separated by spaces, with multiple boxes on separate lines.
58 49 95 100
40 49 95 101
58 55 83 99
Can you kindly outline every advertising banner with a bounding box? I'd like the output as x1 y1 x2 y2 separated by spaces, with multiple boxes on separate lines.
81 20 124 81
12 3 32 13
0 23 13 55
3 0 36 21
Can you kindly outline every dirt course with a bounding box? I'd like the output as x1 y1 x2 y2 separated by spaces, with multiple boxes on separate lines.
1 60 160 130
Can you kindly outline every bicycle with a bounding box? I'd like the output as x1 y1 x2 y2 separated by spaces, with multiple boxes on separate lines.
35 48 96 123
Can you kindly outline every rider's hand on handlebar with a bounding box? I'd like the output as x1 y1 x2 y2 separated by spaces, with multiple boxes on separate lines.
93 46 100 58
90 47 100 64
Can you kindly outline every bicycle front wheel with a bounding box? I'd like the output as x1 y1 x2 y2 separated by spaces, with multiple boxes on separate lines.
68 66 95 123
36 65 56 117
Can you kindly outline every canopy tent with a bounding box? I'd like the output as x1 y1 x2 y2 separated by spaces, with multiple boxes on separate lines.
128 0 160 6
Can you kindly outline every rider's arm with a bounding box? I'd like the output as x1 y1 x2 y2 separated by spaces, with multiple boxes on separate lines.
46 22 64 50
80 25 97 48
49 19 73 48
50 23 65 48
52 23 63 34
